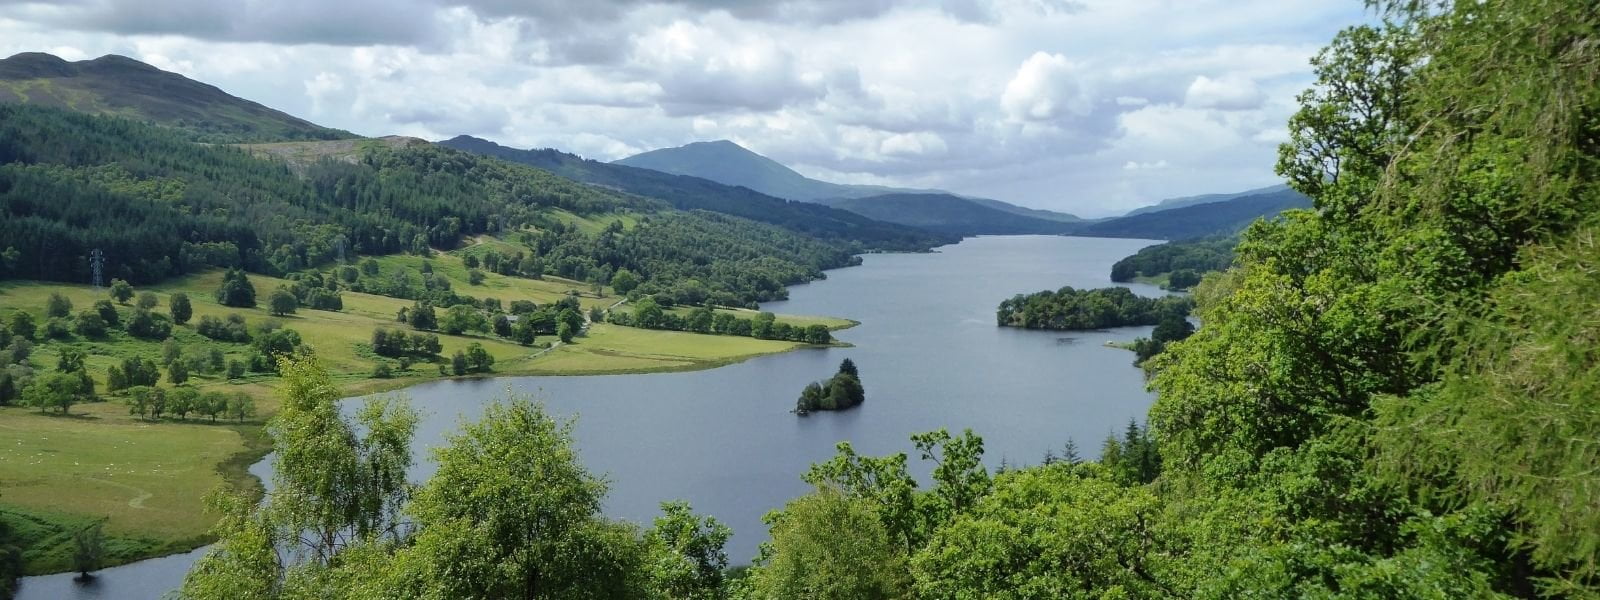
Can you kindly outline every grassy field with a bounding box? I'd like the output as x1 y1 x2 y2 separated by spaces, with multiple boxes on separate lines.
545 208 640 235
0 249 853 574
0 404 265 573
1132 273 1171 289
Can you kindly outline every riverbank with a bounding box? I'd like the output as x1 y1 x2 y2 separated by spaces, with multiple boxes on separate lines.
0 255 855 575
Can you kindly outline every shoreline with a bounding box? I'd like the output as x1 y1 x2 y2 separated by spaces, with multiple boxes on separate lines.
13 317 861 577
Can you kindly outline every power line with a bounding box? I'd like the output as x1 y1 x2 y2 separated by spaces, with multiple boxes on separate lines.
89 248 105 288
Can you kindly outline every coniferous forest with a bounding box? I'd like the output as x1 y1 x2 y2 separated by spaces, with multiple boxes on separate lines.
0 103 874 306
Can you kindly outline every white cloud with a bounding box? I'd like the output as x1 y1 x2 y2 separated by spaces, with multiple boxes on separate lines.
1001 52 1091 122
1184 74 1264 110
880 131 949 158
0 0 1372 215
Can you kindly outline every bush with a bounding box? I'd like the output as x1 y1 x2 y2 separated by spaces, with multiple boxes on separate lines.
43 318 72 339
93 300 119 327
268 289 298 316
74 311 108 338
169 292 192 324
1166 269 1202 290
197 314 251 343
126 309 173 340
45 292 72 319
215 268 256 308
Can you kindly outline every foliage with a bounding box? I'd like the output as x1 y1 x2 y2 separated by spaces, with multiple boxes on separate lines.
7 312 34 341
196 313 251 343
645 501 732 600
21 370 93 414
45 292 72 318
913 465 1173 599
169 292 193 324
1130 314 1196 365
107 278 133 303
742 489 911 600
215 269 257 308
996 286 1193 330
795 359 865 413
70 521 106 579
267 288 297 316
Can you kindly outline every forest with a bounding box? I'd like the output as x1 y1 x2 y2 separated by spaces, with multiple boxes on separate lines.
994 286 1193 330
169 1 1600 597
0 104 874 308
1108 236 1236 287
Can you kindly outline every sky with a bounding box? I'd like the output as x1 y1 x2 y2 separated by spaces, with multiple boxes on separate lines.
0 0 1371 217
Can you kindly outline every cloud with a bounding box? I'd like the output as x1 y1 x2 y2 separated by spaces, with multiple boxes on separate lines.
1001 52 1091 122
1184 74 1264 110
0 0 1372 216
880 131 949 158
3 0 441 46
1122 159 1168 170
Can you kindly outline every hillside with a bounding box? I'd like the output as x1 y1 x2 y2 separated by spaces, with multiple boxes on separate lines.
613 140 898 201
613 138 1080 231
965 196 1082 223
1071 187 1311 240
817 193 1079 236
1120 183 1292 217
438 135 953 251
0 52 354 143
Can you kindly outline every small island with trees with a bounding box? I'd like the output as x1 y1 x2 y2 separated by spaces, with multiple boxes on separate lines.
995 286 1193 330
794 359 864 415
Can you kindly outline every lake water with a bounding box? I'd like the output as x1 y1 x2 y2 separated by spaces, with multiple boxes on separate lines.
18 235 1164 599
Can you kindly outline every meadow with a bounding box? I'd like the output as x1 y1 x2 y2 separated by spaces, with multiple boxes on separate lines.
0 247 849 573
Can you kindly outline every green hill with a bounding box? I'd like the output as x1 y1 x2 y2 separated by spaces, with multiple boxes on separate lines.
613 138 1081 233
1120 183 1291 217
0 52 355 143
818 193 1079 236
438 135 953 251
1072 187 1311 240
613 139 904 201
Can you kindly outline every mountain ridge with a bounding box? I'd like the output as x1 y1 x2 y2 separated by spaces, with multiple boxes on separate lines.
440 135 955 251
1074 187 1312 240
1121 183 1292 217
0 51 355 143
815 193 1080 236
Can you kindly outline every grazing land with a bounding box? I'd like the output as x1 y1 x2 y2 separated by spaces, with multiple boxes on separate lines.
0 248 850 574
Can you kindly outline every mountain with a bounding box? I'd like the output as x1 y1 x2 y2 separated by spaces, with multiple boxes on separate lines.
964 197 1082 223
613 139 938 201
615 139 1081 233
1074 187 1312 240
816 193 1079 236
439 135 954 251
0 52 354 143
1121 183 1291 217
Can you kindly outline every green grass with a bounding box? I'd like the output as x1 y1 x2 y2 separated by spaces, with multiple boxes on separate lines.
0 252 857 573
546 208 640 235
0 404 261 573
663 306 857 331
1132 273 1171 288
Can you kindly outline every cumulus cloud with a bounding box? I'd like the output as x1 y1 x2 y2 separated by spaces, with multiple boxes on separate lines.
1184 74 1265 110
1001 52 1091 122
0 0 1371 216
